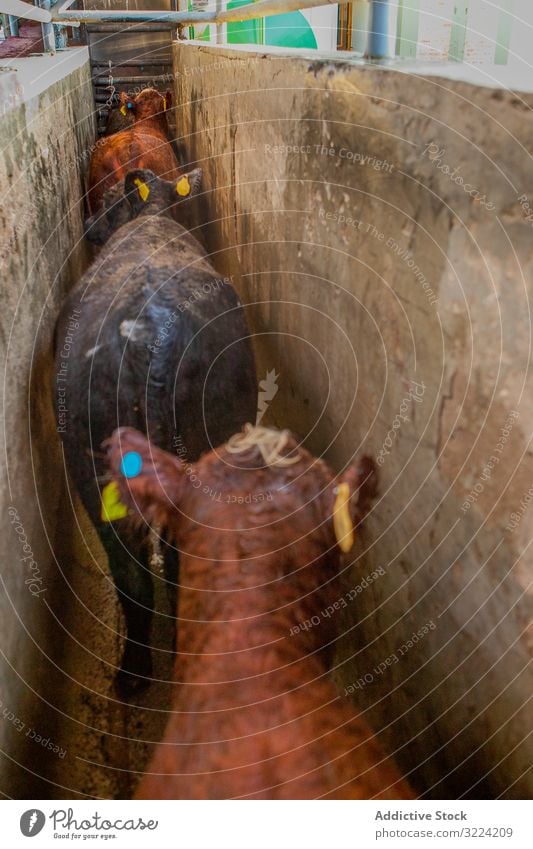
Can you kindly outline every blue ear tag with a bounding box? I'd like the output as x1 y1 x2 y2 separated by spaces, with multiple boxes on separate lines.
120 451 143 479
127 101 133 110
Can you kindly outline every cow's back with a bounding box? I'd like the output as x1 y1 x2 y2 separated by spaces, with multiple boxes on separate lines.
55 216 256 519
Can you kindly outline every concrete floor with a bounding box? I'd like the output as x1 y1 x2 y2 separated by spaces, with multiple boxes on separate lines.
46 488 175 799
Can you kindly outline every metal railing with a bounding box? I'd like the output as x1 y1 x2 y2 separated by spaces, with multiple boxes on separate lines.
52 0 389 58
0 0 518 65
0 0 359 54
50 0 348 27
0 0 381 56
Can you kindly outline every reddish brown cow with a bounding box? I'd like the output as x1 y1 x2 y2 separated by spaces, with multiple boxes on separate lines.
106 424 415 800
88 88 182 213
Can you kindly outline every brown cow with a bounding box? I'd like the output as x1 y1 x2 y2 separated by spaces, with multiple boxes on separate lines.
88 88 182 213
106 425 415 799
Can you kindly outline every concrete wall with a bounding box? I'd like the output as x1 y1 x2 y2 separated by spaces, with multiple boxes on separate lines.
173 42 533 799
0 50 95 797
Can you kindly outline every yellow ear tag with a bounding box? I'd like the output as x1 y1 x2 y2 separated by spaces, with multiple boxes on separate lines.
133 178 150 203
333 483 355 553
163 96 167 110
120 104 127 117
101 481 128 522
176 176 190 197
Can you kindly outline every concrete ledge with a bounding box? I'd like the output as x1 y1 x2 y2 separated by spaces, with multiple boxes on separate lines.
183 40 533 93
0 46 89 112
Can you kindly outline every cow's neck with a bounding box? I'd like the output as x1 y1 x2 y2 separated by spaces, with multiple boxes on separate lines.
134 114 169 137
174 547 338 709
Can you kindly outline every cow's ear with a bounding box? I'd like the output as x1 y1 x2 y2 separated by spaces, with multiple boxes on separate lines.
84 209 111 245
124 169 153 213
330 457 378 554
174 168 202 199
104 428 186 528
119 91 134 116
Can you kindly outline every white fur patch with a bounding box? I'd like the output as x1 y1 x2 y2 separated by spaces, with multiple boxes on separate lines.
120 319 146 342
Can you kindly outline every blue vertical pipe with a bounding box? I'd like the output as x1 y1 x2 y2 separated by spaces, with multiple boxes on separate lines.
368 0 389 59
39 0 55 51
9 15 20 36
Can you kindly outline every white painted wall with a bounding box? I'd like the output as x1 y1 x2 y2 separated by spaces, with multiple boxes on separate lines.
302 5 339 51
411 0 533 67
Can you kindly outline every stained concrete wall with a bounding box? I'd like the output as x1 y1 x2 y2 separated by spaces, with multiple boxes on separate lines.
173 43 533 799
0 50 95 797
0 46 183 803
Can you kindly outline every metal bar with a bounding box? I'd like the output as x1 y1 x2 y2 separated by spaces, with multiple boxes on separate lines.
340 2 354 51
494 0 513 66
337 2 349 50
52 0 70 45
85 22 177 31
215 0 224 44
0 0 51 22
448 0 468 62
367 0 389 58
39 0 56 50
8 14 19 35
92 59 169 67
92 74 171 84
395 0 418 59
52 0 350 27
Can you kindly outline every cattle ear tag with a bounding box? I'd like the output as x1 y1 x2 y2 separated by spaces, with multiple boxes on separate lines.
101 481 128 522
163 96 167 110
333 482 355 553
176 176 190 197
133 178 150 202
120 104 127 117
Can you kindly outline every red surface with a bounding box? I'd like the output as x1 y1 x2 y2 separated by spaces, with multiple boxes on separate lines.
0 21 43 59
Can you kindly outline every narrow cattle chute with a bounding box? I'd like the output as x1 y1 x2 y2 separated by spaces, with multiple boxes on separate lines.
0 0 531 838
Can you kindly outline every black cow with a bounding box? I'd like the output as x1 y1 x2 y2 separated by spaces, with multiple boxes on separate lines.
54 169 257 695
